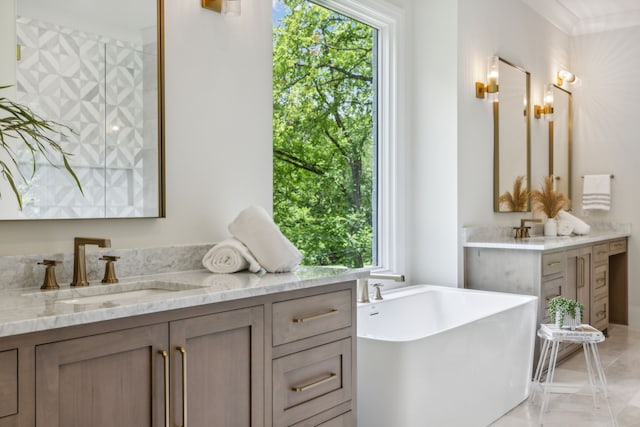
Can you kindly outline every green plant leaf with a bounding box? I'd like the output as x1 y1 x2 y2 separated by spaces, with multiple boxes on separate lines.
0 85 82 209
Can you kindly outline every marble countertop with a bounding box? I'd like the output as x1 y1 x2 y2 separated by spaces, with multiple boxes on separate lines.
464 229 630 250
0 266 367 339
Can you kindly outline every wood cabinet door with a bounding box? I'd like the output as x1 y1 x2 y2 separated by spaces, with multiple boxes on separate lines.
35 323 169 427
170 306 264 427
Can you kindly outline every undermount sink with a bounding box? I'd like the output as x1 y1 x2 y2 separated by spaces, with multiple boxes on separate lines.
24 281 204 305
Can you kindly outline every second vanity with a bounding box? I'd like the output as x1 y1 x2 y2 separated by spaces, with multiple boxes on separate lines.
464 225 630 363
0 255 364 427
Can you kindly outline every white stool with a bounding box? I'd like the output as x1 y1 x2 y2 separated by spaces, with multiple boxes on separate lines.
532 324 616 426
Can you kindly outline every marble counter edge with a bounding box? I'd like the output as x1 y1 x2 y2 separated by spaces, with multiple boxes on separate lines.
463 230 630 251
0 267 368 339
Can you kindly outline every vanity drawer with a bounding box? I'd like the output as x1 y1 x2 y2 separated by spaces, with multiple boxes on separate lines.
593 264 608 300
290 407 353 427
541 277 564 320
273 339 352 426
592 298 608 331
0 349 18 418
609 239 627 256
316 411 353 427
593 243 609 264
542 252 565 277
273 290 352 346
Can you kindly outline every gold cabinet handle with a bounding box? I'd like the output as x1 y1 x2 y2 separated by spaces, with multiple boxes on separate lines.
292 309 338 323
291 373 337 392
159 350 170 427
547 261 561 267
177 346 187 427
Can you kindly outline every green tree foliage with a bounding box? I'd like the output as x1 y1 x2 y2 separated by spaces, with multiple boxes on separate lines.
273 0 375 268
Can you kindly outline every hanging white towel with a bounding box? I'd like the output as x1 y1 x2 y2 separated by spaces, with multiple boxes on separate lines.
202 238 262 274
229 205 303 273
582 174 611 211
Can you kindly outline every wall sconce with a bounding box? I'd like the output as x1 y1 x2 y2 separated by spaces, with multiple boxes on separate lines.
202 0 241 16
475 56 499 102
534 84 554 120
556 69 577 86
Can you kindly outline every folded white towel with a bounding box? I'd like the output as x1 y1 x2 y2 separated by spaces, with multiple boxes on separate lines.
582 174 611 211
229 205 303 273
557 210 591 235
202 238 262 274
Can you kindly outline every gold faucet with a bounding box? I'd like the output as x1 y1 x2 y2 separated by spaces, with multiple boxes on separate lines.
513 218 543 238
71 237 111 287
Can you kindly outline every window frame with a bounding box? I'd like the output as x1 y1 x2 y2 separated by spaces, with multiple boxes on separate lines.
274 0 404 274
313 0 403 275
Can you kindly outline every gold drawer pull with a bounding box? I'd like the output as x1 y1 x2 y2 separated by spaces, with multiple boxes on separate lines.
291 373 337 392
547 261 561 267
293 309 339 323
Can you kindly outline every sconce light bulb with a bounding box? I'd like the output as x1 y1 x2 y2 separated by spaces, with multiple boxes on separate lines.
557 69 576 85
544 84 554 106
486 56 499 93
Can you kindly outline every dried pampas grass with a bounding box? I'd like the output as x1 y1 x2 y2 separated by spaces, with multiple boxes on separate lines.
499 176 529 212
531 175 569 218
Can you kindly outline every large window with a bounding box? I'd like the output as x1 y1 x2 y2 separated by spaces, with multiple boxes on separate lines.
272 0 378 268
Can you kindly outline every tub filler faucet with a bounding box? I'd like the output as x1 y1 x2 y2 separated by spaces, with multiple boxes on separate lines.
357 272 405 303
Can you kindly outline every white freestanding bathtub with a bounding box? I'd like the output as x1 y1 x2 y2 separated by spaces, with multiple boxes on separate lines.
357 285 538 427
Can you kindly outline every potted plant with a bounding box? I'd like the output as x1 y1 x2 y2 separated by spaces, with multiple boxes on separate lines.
0 85 82 210
548 296 584 330
530 175 569 236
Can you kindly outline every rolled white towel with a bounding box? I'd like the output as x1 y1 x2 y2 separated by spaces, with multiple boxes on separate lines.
557 210 591 235
229 205 303 273
202 238 262 274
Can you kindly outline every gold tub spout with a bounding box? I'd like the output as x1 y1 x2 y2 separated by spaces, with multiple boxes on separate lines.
71 237 111 287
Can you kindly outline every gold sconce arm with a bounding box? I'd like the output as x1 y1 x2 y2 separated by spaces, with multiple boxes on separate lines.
202 0 241 15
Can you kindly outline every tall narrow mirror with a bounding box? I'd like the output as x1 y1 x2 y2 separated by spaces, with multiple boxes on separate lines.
549 84 572 208
495 58 531 212
0 0 164 220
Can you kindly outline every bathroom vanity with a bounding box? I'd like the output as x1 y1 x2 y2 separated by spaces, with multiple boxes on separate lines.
464 226 630 363
0 264 362 427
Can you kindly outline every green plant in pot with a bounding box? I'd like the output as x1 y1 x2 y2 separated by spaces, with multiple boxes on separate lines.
548 296 584 330
0 85 82 210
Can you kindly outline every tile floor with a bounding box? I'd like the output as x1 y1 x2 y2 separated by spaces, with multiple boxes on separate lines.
491 324 640 427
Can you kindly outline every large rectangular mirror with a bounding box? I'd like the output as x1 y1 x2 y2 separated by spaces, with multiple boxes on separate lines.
0 0 164 220
549 84 572 209
494 57 531 212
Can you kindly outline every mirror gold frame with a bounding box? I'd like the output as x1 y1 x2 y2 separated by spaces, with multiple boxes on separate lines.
493 57 531 212
1 0 165 220
549 84 572 209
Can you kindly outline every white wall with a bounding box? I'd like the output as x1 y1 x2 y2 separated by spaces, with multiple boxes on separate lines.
408 0 459 285
571 27 640 326
0 0 273 255
407 0 570 286
456 0 570 282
